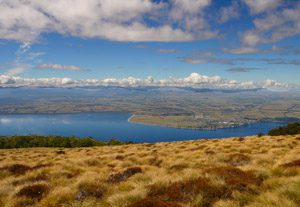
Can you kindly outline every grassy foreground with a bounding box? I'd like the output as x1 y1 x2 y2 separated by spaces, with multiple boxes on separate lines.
0 135 299 207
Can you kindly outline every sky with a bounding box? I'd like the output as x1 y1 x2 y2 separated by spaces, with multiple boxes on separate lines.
0 0 300 89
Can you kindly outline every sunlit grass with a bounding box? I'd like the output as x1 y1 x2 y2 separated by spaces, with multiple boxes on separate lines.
0 135 299 207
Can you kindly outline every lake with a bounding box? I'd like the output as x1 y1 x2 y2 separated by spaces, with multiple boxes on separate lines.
0 112 286 143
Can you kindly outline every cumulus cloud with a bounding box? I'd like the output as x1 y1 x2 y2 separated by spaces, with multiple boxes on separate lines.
36 64 81 71
219 1 240 23
241 2 300 46
0 73 296 90
0 0 216 43
263 79 290 90
243 0 282 14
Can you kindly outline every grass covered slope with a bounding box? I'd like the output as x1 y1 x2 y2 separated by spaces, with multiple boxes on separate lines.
0 135 299 207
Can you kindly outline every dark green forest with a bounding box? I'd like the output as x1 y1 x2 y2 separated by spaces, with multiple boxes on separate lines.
268 122 300 136
0 135 131 149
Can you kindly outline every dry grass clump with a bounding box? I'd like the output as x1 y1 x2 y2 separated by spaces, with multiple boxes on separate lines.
168 163 189 172
76 180 106 201
0 135 299 207
12 172 49 186
224 153 251 166
147 156 163 167
108 167 143 183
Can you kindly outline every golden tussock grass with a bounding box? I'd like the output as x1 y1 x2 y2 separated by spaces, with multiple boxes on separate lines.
0 135 299 207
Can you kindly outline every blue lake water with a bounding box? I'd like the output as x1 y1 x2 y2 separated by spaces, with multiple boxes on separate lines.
0 112 286 143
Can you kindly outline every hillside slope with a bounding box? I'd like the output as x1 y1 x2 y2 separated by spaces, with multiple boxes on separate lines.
0 135 299 207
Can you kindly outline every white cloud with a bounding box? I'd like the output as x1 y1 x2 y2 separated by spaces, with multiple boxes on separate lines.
241 31 261 46
243 0 282 14
0 0 216 43
169 0 212 32
0 73 296 90
263 79 289 89
241 2 300 46
37 64 81 71
219 1 240 23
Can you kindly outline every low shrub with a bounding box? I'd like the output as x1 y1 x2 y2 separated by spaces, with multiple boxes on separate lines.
76 181 106 201
148 177 228 206
1 163 52 176
268 122 300 136
6 164 31 175
206 166 263 192
16 183 50 201
116 155 125 160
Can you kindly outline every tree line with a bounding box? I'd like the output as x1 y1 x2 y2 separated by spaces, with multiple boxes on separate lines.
0 135 132 149
268 122 300 136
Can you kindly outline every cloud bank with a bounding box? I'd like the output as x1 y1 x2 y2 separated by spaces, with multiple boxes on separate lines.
241 1 300 47
0 73 295 90
0 0 216 43
0 0 298 54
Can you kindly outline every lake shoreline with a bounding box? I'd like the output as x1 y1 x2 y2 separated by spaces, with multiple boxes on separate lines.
0 112 289 143
127 113 293 131
1 111 297 131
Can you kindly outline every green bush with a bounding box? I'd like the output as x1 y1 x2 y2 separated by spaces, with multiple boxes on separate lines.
268 122 300 136
257 132 264 137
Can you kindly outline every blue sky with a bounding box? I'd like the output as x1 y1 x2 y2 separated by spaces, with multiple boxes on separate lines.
0 0 299 89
